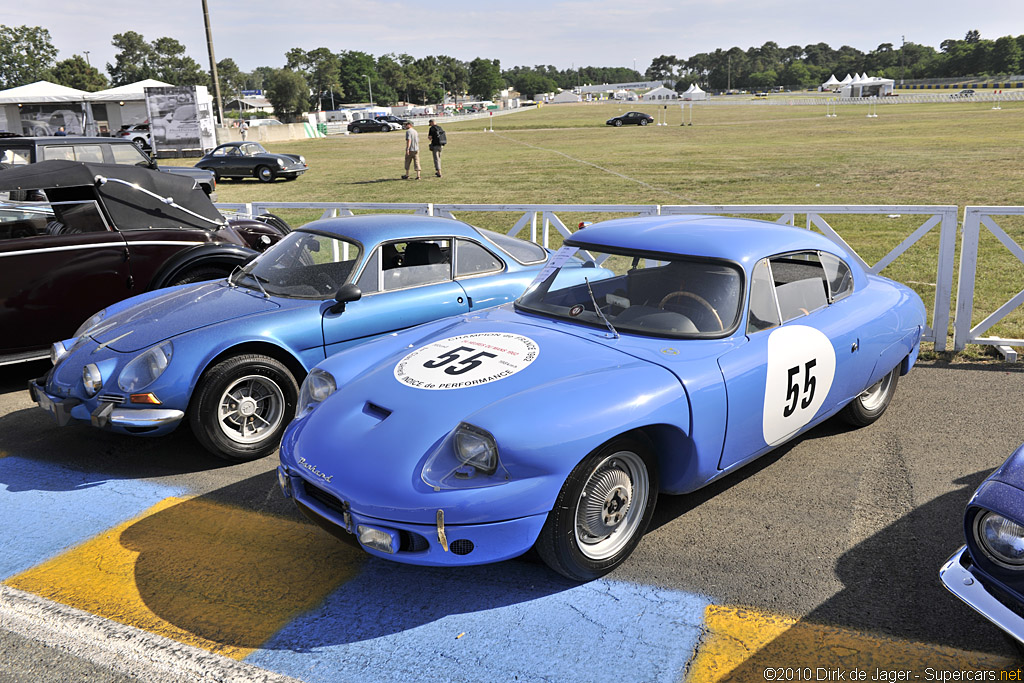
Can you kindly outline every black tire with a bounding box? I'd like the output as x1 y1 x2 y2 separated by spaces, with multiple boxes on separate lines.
254 212 291 233
352 126 362 134
256 165 275 183
840 365 900 427
188 354 299 462
212 171 222 182
168 266 229 287
614 119 623 127
639 119 648 126
131 137 147 148
536 436 657 581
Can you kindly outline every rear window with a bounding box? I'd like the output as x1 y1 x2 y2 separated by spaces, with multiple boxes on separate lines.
0 147 32 165
475 227 546 265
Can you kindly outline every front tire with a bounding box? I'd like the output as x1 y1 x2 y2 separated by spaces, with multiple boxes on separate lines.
536 437 657 581
189 354 299 462
840 365 900 427
256 165 275 183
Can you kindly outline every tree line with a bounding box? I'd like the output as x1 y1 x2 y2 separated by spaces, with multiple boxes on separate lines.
2 25 1022 121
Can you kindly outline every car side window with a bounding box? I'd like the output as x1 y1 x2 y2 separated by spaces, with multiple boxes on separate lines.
381 239 452 291
819 252 854 302
109 144 151 166
355 248 380 294
455 239 503 277
747 259 781 333
72 145 105 163
770 252 830 322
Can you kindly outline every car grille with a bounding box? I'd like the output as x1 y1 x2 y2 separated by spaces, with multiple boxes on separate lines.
302 481 430 553
97 394 125 404
303 481 348 516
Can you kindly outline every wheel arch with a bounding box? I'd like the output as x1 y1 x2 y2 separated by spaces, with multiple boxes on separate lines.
187 340 308 415
150 245 257 289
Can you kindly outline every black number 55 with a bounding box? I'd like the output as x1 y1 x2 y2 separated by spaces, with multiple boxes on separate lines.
784 359 817 417
423 346 498 376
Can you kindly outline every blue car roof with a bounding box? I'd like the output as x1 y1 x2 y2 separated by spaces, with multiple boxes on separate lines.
566 215 852 269
296 214 484 245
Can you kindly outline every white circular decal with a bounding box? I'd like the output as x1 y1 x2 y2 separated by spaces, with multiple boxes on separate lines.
762 325 836 447
394 333 539 390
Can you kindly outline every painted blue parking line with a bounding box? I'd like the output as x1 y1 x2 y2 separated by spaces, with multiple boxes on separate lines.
0 456 184 579
245 558 710 683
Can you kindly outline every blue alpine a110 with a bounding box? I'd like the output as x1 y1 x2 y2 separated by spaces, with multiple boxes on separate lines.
277 215 928 580
940 443 1024 644
29 214 574 461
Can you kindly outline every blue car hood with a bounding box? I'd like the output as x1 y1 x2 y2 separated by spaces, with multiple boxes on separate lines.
90 282 281 353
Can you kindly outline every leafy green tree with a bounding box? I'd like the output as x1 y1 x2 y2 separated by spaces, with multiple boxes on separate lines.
508 71 557 99
0 25 58 88
286 47 342 109
646 55 680 82
216 58 245 98
991 36 1022 75
150 37 207 85
374 53 409 106
48 55 107 91
337 50 377 104
107 31 156 85
467 57 503 100
265 68 308 121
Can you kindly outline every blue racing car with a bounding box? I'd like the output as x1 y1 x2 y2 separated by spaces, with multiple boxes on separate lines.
277 215 927 580
29 214 573 461
940 443 1024 644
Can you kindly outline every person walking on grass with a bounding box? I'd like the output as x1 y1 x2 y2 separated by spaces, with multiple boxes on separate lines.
402 122 420 180
427 118 446 178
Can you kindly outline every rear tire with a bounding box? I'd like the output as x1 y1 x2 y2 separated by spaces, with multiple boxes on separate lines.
189 354 299 462
840 365 900 427
536 437 657 581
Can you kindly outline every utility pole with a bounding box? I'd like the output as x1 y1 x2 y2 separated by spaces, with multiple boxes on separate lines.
202 0 225 127
83 51 90 67
900 35 906 86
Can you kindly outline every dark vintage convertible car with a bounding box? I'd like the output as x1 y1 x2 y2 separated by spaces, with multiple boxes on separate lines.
194 142 308 183
0 160 289 365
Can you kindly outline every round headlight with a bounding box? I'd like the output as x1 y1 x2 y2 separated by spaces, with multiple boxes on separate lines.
299 156 306 165
51 341 69 366
117 342 173 393
82 364 103 396
975 511 1024 568
296 368 336 418
276 158 285 167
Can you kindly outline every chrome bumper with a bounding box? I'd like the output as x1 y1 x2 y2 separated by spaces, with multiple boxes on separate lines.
940 546 1024 644
29 379 183 431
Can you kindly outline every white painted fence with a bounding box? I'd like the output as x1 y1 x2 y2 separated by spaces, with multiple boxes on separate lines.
219 201 1024 355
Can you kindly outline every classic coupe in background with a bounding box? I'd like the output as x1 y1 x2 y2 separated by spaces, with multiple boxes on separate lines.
0 160 287 366
941 443 1024 644
278 215 926 580
29 215 581 461
606 112 655 126
194 142 308 183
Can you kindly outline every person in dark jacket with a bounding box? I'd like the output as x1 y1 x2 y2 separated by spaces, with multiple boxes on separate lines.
427 119 445 178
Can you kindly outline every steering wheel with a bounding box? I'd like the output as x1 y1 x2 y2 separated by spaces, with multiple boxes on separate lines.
658 291 725 330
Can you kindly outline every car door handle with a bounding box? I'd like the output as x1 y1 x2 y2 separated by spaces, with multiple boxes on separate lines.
851 340 859 353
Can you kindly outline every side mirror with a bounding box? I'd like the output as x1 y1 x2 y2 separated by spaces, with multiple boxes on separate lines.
328 283 362 314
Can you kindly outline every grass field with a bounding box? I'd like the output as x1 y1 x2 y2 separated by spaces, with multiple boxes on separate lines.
167 100 1024 357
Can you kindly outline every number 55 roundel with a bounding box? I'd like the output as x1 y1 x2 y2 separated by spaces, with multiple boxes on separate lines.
394 333 539 390
762 325 836 447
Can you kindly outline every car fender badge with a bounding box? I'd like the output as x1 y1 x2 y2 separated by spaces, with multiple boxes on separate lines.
298 457 334 483
569 304 584 317
394 332 539 391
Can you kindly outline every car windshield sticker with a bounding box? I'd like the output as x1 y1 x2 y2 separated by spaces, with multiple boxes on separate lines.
528 245 579 288
762 325 836 447
394 333 539 390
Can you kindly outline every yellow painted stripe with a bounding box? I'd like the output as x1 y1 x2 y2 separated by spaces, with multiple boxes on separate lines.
5 496 363 660
689 605 1018 682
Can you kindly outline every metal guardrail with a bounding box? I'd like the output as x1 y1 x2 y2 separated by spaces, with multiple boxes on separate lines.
954 207 1024 359
218 201 964 352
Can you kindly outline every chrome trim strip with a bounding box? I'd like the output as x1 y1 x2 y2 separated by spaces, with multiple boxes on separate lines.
109 408 185 429
940 546 1024 644
0 241 205 258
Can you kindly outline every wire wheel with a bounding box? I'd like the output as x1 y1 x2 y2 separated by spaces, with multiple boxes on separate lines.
216 374 286 444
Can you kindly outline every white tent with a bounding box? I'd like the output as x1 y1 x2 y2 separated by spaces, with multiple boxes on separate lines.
840 74 854 85
550 90 581 103
642 86 678 101
89 79 173 102
682 83 707 101
0 80 90 104
841 75 894 98
822 74 841 88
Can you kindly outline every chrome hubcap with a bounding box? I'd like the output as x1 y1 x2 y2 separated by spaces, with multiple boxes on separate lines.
217 374 285 444
859 369 896 412
574 451 649 560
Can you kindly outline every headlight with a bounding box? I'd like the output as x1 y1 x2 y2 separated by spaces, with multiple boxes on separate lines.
74 310 106 338
975 511 1024 568
82 364 103 396
51 341 69 366
276 158 285 167
117 342 173 393
296 368 336 418
298 156 306 165
453 423 498 475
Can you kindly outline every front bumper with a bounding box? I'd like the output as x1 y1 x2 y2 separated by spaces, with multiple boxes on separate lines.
278 466 548 567
940 546 1024 644
28 378 184 435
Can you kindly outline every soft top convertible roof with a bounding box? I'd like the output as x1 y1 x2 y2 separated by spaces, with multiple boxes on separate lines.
0 160 223 231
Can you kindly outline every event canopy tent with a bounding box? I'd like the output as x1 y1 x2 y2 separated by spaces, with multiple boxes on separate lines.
0 81 90 104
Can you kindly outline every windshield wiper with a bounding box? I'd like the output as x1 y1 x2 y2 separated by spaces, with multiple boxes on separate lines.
228 265 269 298
584 277 618 339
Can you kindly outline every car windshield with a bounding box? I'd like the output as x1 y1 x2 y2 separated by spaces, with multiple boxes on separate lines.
516 245 744 338
231 229 361 299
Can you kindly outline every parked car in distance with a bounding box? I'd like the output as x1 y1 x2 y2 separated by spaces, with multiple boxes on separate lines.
606 112 655 127
28 215 588 461
953 89 976 98
376 114 411 126
940 443 1024 645
277 215 926 580
348 118 401 133
115 123 151 150
195 141 307 183
0 134 216 198
246 119 283 127
0 160 288 366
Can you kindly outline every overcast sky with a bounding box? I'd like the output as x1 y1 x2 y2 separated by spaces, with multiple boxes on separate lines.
7 1 1023 75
